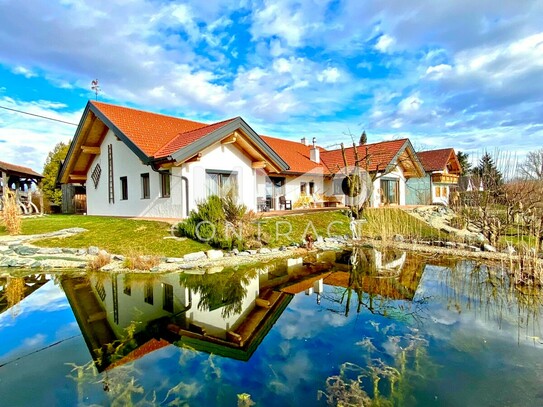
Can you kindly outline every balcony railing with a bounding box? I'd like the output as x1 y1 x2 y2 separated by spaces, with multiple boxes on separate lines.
431 173 459 184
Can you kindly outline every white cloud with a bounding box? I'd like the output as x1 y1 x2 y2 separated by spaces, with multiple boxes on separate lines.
425 64 452 79
375 34 395 53
0 97 79 171
251 1 308 47
398 94 423 114
12 66 37 78
317 67 341 83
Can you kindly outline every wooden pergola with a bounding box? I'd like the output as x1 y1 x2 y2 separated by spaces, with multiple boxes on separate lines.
0 160 44 214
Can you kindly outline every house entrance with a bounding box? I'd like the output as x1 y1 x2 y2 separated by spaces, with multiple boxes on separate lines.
265 177 285 210
380 178 399 205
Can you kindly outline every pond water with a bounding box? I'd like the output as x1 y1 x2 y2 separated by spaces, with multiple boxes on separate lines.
1 248 542 406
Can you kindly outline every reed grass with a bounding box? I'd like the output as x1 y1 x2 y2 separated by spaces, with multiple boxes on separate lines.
87 251 112 271
361 208 445 243
1 192 22 235
123 251 161 270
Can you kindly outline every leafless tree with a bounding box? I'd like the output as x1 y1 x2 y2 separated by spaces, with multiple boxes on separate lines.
519 148 543 180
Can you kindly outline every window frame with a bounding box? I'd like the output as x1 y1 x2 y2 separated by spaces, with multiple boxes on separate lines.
160 170 171 198
141 173 150 199
120 176 128 201
205 170 238 198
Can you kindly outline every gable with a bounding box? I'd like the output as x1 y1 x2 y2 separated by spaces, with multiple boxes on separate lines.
417 148 461 174
320 139 425 178
59 102 289 184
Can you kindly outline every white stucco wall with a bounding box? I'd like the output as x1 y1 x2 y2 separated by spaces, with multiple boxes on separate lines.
86 130 184 218
86 131 259 218
372 168 406 206
187 274 260 338
322 166 407 208
179 142 257 214
90 273 189 338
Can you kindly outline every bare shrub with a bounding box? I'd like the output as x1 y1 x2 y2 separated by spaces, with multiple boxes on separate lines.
1 192 22 235
123 252 160 270
87 251 112 271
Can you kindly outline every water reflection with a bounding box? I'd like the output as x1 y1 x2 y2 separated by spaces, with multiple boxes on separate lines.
321 247 428 319
2 247 543 406
55 248 429 371
0 274 51 317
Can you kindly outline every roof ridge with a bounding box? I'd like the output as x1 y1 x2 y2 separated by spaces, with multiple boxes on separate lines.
322 138 407 155
91 100 207 127
0 160 42 175
154 117 238 158
417 147 453 154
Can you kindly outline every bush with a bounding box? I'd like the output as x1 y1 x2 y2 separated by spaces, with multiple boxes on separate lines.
123 252 160 270
87 251 112 270
177 192 258 250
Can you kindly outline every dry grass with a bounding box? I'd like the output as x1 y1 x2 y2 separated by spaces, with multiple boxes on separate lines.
507 245 543 286
87 251 112 271
1 192 22 235
123 251 161 270
362 208 445 244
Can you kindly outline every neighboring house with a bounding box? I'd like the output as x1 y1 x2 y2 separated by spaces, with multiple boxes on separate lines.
59 101 425 217
0 160 43 213
406 148 462 205
259 137 425 208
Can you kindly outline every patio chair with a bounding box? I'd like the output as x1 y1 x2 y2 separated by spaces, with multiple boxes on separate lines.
279 195 292 210
257 196 268 212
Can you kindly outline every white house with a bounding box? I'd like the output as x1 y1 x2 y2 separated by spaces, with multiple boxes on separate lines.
59 101 425 218
59 101 289 218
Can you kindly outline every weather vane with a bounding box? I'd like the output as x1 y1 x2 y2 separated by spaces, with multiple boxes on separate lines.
91 79 101 101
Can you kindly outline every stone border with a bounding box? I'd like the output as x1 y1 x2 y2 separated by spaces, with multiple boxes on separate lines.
1 228 540 276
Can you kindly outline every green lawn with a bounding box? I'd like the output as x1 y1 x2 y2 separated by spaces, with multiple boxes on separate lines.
0 215 211 257
1 209 444 256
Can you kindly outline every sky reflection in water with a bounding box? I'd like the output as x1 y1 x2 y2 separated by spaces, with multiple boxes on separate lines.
1 249 542 406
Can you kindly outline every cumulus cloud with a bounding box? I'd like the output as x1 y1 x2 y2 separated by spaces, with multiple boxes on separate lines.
0 97 79 170
0 0 541 159
375 34 395 53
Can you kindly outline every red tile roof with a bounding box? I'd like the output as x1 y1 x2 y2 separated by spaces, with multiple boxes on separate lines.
417 148 455 172
91 101 209 158
260 136 326 173
0 160 43 178
154 117 237 158
320 139 410 173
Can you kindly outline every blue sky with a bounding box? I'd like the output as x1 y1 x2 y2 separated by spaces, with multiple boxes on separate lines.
0 0 542 172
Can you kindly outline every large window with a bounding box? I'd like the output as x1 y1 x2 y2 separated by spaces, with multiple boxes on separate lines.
120 176 128 200
160 171 171 198
141 173 150 199
380 178 399 204
333 178 344 195
206 170 238 197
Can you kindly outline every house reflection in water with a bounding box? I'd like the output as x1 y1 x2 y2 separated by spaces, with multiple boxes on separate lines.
60 247 427 370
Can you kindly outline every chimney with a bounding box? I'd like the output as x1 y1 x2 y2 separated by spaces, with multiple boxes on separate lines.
310 137 320 163
301 137 307 145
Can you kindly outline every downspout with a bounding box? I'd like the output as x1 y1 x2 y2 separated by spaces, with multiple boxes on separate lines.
181 176 189 217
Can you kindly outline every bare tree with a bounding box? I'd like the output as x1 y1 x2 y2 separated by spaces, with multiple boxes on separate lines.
520 148 543 180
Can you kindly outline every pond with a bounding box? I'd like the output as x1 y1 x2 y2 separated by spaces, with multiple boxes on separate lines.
1 248 542 406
